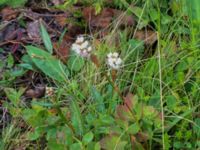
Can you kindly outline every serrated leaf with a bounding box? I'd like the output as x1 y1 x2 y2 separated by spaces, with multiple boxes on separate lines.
40 21 53 54
26 46 68 82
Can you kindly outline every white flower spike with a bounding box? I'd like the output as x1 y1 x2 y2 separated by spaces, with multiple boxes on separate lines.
107 52 123 70
71 35 93 58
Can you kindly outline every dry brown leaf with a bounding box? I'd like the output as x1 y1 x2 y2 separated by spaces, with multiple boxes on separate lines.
54 34 72 61
83 7 135 29
27 20 41 41
91 54 100 68
54 14 69 27
51 0 65 5
134 30 157 45
25 84 45 98
1 7 19 21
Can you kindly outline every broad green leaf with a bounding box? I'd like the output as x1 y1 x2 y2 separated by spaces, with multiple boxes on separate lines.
67 52 85 72
26 46 68 82
40 21 53 54
47 140 65 150
70 100 84 136
28 127 43 141
127 123 140 135
83 131 94 144
70 143 82 150
100 135 127 150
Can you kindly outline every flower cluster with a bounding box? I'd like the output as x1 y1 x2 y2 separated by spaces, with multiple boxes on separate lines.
45 87 54 97
71 35 123 70
107 52 123 70
71 35 92 58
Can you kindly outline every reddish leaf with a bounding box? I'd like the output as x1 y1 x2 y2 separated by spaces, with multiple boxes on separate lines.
83 7 113 29
55 14 69 27
54 34 72 61
1 7 19 21
100 134 127 150
83 7 135 29
116 105 132 121
91 54 100 68
111 70 117 81
136 132 149 142
124 93 135 110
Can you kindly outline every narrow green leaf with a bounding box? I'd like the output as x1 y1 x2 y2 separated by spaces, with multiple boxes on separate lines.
26 46 68 82
40 21 53 54
91 87 105 113
70 100 84 136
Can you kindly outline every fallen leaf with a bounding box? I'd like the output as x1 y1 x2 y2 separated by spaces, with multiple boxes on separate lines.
1 7 19 21
54 34 72 61
27 20 41 41
83 7 113 29
55 14 68 27
134 30 157 45
25 84 45 98
83 7 135 37
51 0 65 5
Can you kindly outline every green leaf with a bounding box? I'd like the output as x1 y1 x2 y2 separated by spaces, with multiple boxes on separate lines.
40 21 53 54
47 140 65 150
70 100 84 136
4 88 24 107
83 131 94 144
67 52 85 72
100 135 127 150
91 87 105 113
70 143 82 150
127 123 140 135
26 46 68 82
28 127 43 141
7 53 14 68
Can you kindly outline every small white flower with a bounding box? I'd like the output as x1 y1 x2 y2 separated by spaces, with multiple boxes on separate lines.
107 52 113 58
87 46 92 52
71 35 93 58
116 58 122 65
107 52 123 70
46 87 54 97
76 36 84 43
113 52 119 57
80 41 89 49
